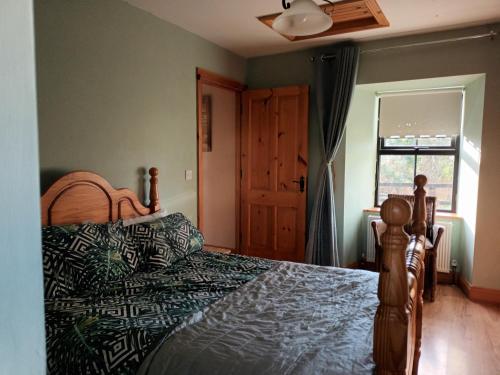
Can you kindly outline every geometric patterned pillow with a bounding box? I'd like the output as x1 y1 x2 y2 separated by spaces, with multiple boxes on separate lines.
142 240 176 271
76 244 133 292
42 221 140 297
66 222 139 292
125 222 177 271
68 221 140 272
42 224 81 298
160 213 205 259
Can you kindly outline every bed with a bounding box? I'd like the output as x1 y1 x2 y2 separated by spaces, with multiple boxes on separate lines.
41 168 427 375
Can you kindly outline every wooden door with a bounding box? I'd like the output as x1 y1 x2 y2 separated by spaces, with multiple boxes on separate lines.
241 86 308 262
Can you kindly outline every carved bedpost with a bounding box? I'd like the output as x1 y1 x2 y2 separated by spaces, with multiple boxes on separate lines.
412 175 427 238
411 175 427 375
374 198 412 375
149 167 160 213
412 258 425 375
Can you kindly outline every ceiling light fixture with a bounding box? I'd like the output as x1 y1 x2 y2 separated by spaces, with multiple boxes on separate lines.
272 0 334 37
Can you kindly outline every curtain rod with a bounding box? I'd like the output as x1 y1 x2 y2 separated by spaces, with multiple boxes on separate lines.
311 30 497 62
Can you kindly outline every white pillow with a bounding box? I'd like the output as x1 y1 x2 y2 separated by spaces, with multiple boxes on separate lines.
123 209 168 227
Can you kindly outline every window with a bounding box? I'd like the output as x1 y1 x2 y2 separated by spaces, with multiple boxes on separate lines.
375 90 463 212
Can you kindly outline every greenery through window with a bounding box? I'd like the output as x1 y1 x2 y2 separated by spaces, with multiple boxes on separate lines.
376 90 463 212
376 136 459 212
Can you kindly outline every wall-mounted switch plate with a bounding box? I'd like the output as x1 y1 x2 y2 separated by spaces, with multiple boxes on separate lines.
185 170 193 181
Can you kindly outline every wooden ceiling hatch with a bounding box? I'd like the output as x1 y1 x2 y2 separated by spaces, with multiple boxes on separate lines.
258 0 389 41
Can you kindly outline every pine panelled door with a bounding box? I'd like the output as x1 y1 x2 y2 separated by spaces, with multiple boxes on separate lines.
240 85 309 262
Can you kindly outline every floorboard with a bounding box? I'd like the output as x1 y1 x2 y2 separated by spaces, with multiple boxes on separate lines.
420 285 500 374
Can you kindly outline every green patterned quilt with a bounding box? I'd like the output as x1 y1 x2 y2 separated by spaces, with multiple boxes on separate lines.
45 251 273 375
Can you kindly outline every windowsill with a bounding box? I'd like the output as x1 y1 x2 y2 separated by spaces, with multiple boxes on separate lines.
363 207 462 220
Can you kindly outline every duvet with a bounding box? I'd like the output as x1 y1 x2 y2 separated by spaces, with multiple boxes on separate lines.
138 262 379 375
45 251 272 374
46 251 378 375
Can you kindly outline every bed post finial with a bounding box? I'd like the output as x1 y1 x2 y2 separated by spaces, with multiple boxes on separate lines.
412 175 427 238
374 197 411 375
149 167 160 213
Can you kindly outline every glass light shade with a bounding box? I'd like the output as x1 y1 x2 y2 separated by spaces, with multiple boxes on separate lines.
272 0 333 36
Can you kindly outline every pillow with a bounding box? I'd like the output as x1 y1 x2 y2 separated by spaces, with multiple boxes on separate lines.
76 244 133 292
42 221 140 298
124 213 203 270
125 221 176 271
161 213 204 259
67 221 140 272
122 209 168 227
42 225 81 298
142 241 175 270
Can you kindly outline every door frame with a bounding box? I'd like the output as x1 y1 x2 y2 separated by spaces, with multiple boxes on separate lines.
196 68 246 251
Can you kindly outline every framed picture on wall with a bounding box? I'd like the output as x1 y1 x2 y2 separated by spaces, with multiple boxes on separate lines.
202 95 212 152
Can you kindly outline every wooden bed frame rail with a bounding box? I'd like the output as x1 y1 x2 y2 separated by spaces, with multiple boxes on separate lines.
374 175 427 375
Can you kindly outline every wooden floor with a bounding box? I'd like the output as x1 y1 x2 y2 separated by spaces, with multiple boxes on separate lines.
420 285 500 374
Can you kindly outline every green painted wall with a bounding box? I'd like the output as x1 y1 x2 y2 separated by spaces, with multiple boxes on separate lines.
246 49 322 222
36 1 499 289
36 0 246 223
353 75 484 278
246 46 351 263
0 0 46 373
342 89 378 265
248 24 500 288
458 76 486 282
356 25 499 289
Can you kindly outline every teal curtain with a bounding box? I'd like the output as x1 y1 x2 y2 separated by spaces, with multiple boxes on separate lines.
305 45 360 266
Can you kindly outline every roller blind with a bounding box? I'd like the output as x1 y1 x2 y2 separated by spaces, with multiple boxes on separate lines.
379 90 463 138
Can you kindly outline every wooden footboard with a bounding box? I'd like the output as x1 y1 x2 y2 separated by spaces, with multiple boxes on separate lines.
374 176 427 375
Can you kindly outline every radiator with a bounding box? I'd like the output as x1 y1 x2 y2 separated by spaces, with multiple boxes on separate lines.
366 215 380 263
435 220 453 273
365 216 453 272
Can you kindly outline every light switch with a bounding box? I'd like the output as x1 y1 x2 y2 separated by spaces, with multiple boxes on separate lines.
185 170 193 181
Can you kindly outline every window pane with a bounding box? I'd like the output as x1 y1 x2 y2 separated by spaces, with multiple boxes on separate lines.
384 138 417 147
383 136 453 148
416 155 455 211
416 137 452 147
378 155 415 205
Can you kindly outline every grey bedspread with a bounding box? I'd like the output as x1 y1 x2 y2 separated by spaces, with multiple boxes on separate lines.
138 262 379 375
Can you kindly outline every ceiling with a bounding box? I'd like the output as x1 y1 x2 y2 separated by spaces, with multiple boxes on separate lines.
124 0 500 58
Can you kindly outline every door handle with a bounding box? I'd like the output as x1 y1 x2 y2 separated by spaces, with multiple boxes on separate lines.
292 176 305 193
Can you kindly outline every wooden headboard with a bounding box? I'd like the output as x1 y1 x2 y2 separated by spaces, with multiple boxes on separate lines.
41 168 160 226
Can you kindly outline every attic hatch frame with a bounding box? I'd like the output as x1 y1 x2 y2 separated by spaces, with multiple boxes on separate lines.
258 0 389 41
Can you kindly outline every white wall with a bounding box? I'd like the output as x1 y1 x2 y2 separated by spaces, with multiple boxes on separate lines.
202 85 237 248
0 0 46 373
